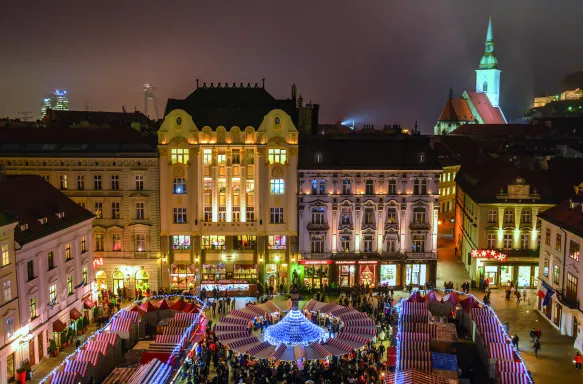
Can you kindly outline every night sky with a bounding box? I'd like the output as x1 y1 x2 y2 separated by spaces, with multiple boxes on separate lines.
2 1 583 132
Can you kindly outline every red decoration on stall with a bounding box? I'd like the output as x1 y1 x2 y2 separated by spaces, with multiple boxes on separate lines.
470 249 507 262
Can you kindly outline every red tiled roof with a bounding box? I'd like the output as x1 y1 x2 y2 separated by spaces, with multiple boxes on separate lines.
438 98 474 122
465 91 506 124
539 200 583 238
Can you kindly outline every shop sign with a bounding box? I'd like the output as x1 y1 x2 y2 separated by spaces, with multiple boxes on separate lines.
300 260 332 265
358 260 377 264
335 260 356 264
471 249 507 262
93 258 104 268
221 254 239 262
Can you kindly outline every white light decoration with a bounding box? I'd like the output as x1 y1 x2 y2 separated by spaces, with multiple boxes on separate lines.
264 309 326 347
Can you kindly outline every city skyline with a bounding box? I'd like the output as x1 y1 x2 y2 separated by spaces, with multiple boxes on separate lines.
1 1 583 131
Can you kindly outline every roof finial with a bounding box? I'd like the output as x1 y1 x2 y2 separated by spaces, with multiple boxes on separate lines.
449 87 453 99
486 15 494 42
262 78 265 88
196 79 199 88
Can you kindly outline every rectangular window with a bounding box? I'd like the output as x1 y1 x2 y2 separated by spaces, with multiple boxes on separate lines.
342 179 351 195
487 210 497 223
171 148 189 164
566 273 578 302
341 236 350 252
246 149 254 164
217 150 226 165
545 228 551 246
412 235 425 253
172 235 191 250
1 244 8 266
218 206 227 222
112 234 122 251
341 207 352 225
556 233 562 252
311 179 318 195
49 284 57 304
173 208 187 224
82 266 87 285
365 180 374 195
135 202 145 220
3 280 11 302
543 258 549 277
521 209 531 223
204 207 212 222
77 175 85 190
232 149 241 164
95 234 104 252
311 207 325 224
30 297 37 319
94 174 102 190
203 149 212 164
94 202 103 219
270 179 285 194
59 174 68 190
364 207 374 225
201 235 226 250
553 265 560 285
311 236 324 253
421 179 427 194
413 208 426 223
503 234 513 249
48 251 55 270
135 175 144 190
65 243 71 261
111 202 120 219
268 148 287 164
173 178 187 194
504 209 514 223
388 179 397 195
81 236 87 253
363 235 373 252
520 234 530 249
111 175 119 190
319 179 326 194
232 207 241 222
569 240 580 262
487 234 496 249
270 207 284 224
413 179 420 195
135 234 146 252
5 317 14 339
233 235 256 250
27 260 34 281
246 207 255 222
386 208 397 224
268 235 286 249
67 275 73 295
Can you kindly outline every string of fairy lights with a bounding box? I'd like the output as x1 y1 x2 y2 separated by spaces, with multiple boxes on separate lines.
38 294 205 384
394 289 533 384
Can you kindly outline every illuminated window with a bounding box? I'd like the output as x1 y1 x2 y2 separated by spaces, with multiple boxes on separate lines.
171 148 189 164
503 234 513 249
234 235 256 250
270 179 285 194
82 266 87 285
232 149 241 164
173 178 187 194
95 235 104 252
543 258 549 277
94 174 102 190
311 207 325 224
553 265 560 285
3 280 11 302
94 202 102 219
413 207 426 223
135 234 146 251
204 207 212 222
268 148 287 164
246 149 255 164
233 207 240 222
342 179 351 195
202 235 226 250
569 240 580 262
412 234 425 253
386 208 397 224
67 275 73 295
311 236 324 253
487 210 497 223
111 175 119 190
65 243 71 261
5 317 14 339
112 234 122 251
59 174 68 190
268 235 286 249
521 209 531 223
49 284 57 304
30 297 37 319
218 206 227 222
172 235 191 250
504 209 514 223
520 234 530 249
203 149 212 164
417 152 425 164
135 202 145 219
566 273 578 302
315 152 323 163
173 208 187 224
246 207 255 222
48 251 55 270
364 207 374 225
81 237 87 253
487 234 496 249
1 244 8 266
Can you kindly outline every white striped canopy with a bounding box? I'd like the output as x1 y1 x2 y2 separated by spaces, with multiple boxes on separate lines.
217 331 249 341
399 332 430 343
148 343 180 355
337 332 369 346
50 371 80 384
102 368 137 384
470 307 492 318
401 323 436 336
64 360 92 376
398 359 432 372
481 332 507 345
402 302 429 313
76 349 102 366
127 358 172 384
219 316 248 326
167 319 192 328
384 369 447 384
270 344 286 360
215 324 246 333
343 318 374 327
119 311 139 322
329 306 352 316
247 341 271 355
85 340 109 356
401 314 428 324
399 341 430 351
163 326 188 335
342 327 376 336
229 309 256 320
497 360 526 374
110 318 133 332
155 334 182 344
498 372 531 384
339 312 368 321
95 332 120 345
310 342 331 358
478 320 501 335
400 350 431 362
227 336 259 348
318 302 338 313
245 304 266 316
173 312 198 321
488 343 514 359
303 299 317 312
325 338 353 353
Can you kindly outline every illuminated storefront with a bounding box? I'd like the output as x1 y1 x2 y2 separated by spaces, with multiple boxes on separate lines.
171 264 196 291
380 264 398 286
135 269 150 291
112 270 124 293
337 261 356 288
405 264 426 286
300 260 331 289
96 271 107 290
358 261 377 287
472 249 538 287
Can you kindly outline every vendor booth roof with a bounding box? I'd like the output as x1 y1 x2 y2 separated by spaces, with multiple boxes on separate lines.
102 368 137 384
406 291 426 302
83 299 96 309
488 343 514 359
459 296 480 313
229 309 256 320
170 298 187 311
397 359 432 373
140 352 171 365
128 358 172 384
498 372 531 384
128 305 146 316
174 312 198 321
85 340 109 355
95 332 120 345
50 371 80 384
110 318 133 332
119 310 140 321
64 360 93 376
140 300 158 313
384 369 448 384
423 291 443 302
156 298 171 310
470 306 492 318
75 349 102 366
443 292 464 304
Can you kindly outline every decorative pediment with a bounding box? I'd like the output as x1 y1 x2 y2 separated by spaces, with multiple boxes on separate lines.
49 276 58 284
497 177 540 200
309 200 327 208
66 266 75 274
339 229 353 235
28 286 39 296
362 228 375 234
412 200 428 207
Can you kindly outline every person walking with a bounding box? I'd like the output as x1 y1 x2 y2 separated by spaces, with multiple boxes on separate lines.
575 352 582 370
536 328 542 341
512 334 520 351
533 339 541 358
529 328 536 344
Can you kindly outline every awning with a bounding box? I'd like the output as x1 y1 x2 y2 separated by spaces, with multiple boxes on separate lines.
83 299 96 309
70 308 83 320
53 318 66 333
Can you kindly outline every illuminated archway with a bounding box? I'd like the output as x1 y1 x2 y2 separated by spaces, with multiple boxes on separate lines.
112 270 124 293
96 271 107 290
135 269 150 292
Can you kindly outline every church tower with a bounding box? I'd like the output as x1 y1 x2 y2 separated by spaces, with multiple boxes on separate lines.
475 16 501 107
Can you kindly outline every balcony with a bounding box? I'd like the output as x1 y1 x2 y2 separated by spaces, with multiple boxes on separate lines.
406 252 437 260
557 292 580 310
93 251 159 259
307 222 330 231
409 222 431 230
385 222 399 230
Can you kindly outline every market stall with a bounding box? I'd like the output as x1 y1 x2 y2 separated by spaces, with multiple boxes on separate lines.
84 340 114 376
95 332 123 364
126 358 173 384
140 300 160 327
109 317 138 349
63 360 95 384
50 372 81 384
383 369 448 384
102 368 137 384
75 349 106 382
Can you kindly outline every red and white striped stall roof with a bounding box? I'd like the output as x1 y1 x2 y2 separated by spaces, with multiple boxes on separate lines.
245 304 266 316
399 341 430 351
247 341 271 355
325 338 353 353
474 314 499 326
337 332 370 346
303 299 317 312
310 342 331 358
64 360 92 376
119 311 139 322
498 372 530 384
343 318 374 327
127 358 172 384
227 336 259 349
383 369 447 384
470 307 493 318
481 332 507 345
401 314 428 324
270 344 286 360
229 309 256 320
401 323 436 336
330 306 352 316
488 343 514 360
215 324 246 333
95 332 120 345
219 317 248 326
167 319 192 328
339 312 368 321
217 331 249 341
342 327 376 336
399 332 431 343
75 349 102 366
50 372 80 384
402 302 429 312
163 326 188 335
400 350 431 362
478 320 501 335
318 302 339 313
497 360 526 374
110 318 133 332
398 359 432 372
173 312 198 321
85 340 109 355
155 334 183 344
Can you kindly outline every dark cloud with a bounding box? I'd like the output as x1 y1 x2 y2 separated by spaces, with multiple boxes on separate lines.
1 1 582 132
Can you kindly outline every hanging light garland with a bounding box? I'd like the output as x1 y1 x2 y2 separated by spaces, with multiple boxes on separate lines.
38 294 205 384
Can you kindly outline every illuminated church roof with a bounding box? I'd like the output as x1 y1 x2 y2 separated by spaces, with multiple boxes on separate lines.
479 16 498 70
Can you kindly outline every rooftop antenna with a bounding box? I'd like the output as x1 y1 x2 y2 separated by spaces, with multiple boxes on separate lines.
142 84 160 120
18 111 32 122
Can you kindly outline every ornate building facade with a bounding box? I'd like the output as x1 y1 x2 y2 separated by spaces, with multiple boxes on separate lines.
158 82 299 295
297 134 442 289
0 116 161 295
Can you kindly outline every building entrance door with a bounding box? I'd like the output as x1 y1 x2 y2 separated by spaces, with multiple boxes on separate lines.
38 333 43 361
28 339 35 366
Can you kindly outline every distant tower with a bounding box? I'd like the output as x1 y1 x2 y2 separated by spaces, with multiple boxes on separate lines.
41 89 69 119
475 16 501 107
142 84 160 119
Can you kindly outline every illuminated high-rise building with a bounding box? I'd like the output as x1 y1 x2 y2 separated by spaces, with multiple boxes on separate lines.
40 89 69 119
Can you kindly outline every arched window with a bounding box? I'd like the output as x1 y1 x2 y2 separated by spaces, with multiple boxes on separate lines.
112 270 124 293
96 271 107 290
135 269 150 291
483 81 488 92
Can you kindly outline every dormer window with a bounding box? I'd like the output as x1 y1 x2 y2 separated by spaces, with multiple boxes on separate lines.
20 223 28 231
417 152 425 164
315 152 323 163
56 212 65 219
38 217 48 225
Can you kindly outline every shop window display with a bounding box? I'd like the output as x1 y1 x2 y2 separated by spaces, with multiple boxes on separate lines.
172 235 191 250
338 265 355 287
170 264 195 290
517 266 531 288
303 264 329 290
500 265 514 286
405 264 426 286
96 270 107 290
234 235 256 250
359 265 376 287
234 264 257 279
135 269 150 291
484 265 498 285
380 265 397 286
202 263 226 280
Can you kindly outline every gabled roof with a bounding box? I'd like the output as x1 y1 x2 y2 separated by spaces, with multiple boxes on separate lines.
437 98 474 122
0 175 94 244
449 124 548 137
465 91 506 124
539 200 583 238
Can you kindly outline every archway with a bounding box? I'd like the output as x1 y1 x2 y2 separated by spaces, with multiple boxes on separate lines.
112 270 124 294
135 269 150 292
96 271 107 290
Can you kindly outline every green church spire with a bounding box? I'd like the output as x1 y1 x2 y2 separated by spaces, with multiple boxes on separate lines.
479 16 498 69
